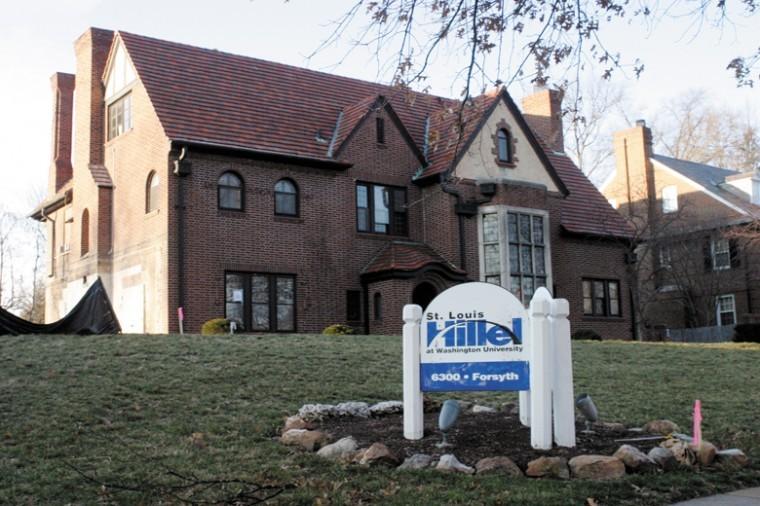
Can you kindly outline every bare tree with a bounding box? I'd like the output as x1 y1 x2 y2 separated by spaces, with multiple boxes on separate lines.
0 209 19 309
653 90 760 172
308 1 758 102
563 80 629 184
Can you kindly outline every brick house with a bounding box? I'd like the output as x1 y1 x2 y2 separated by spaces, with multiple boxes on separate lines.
602 121 760 336
32 28 634 337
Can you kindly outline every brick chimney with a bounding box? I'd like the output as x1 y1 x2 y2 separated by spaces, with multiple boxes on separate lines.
521 87 564 153
73 28 114 172
48 72 75 194
611 120 656 220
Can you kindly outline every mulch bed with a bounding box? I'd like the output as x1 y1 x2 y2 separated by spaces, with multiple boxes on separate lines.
319 411 660 468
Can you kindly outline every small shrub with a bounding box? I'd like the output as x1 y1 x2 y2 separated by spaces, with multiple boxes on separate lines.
201 318 230 335
572 329 602 341
322 324 355 335
733 323 760 343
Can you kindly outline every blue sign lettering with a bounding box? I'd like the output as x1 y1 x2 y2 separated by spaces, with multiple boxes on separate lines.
426 318 522 347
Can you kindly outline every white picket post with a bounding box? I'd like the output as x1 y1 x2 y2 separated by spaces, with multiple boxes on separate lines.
529 288 553 450
550 298 576 447
402 304 424 440
519 315 531 427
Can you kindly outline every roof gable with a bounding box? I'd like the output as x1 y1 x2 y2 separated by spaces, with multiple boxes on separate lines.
332 95 426 164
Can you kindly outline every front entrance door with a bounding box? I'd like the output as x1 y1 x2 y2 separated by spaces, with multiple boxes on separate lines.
412 282 438 311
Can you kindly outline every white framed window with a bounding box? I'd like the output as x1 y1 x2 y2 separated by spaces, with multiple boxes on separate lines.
105 41 137 100
662 185 678 213
478 206 551 306
716 294 736 326
711 238 731 270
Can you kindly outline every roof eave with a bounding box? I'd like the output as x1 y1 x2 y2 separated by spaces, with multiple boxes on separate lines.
172 139 354 170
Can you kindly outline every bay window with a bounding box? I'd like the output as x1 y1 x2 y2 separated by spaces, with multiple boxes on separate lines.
479 207 551 305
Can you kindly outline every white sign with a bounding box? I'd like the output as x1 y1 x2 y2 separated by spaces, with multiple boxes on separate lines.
420 282 529 391
402 282 576 450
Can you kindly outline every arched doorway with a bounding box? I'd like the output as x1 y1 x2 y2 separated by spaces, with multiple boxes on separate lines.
412 282 438 310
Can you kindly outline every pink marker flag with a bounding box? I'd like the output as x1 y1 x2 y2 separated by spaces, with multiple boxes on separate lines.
693 399 702 446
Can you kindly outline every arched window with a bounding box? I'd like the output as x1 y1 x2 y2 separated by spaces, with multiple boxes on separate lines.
81 209 90 256
218 172 243 210
374 292 382 320
274 178 298 216
146 171 159 213
497 128 512 163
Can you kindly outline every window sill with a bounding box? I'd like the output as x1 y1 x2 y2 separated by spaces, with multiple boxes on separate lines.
496 161 517 169
145 209 160 219
274 216 303 224
104 127 134 146
581 315 625 322
356 232 409 240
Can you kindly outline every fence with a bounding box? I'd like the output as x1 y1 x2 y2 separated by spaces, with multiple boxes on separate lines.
665 325 734 343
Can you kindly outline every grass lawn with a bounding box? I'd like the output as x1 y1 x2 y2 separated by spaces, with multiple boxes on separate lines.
2 334 760 505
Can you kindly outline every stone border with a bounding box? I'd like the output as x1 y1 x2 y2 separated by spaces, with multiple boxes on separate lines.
279 401 750 480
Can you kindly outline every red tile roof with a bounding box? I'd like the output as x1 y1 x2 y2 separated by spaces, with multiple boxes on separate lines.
362 241 467 277
118 30 631 238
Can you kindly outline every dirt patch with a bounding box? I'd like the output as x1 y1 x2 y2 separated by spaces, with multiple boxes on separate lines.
318 411 660 468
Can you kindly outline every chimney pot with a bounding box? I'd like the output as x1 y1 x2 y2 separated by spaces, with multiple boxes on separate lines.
636 119 647 127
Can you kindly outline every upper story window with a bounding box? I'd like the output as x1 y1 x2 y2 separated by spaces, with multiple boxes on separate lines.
105 41 136 100
479 207 551 305
497 129 513 163
662 185 678 213
107 93 132 140
356 182 407 235
218 172 243 211
376 117 385 144
80 209 90 256
658 245 671 269
582 279 621 317
146 171 159 213
711 238 731 270
274 179 298 216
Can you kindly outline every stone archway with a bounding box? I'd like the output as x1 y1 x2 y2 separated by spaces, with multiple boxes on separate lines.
412 282 439 311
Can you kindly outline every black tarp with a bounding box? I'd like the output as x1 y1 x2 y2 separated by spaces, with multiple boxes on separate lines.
0 278 121 335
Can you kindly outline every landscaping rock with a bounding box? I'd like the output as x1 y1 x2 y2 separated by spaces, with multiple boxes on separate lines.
525 456 570 479
648 447 678 471
501 402 519 415
358 443 398 466
369 401 403 416
335 401 370 418
471 405 497 414
661 440 696 466
597 422 627 434
280 429 329 451
456 400 474 411
298 404 336 421
436 454 475 474
613 445 656 472
398 454 434 470
643 419 680 435
316 436 358 461
475 456 523 477
716 449 750 468
282 415 311 433
569 455 626 480
691 441 717 466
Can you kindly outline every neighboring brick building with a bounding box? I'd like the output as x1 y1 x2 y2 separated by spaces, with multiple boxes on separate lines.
602 121 760 336
32 28 634 337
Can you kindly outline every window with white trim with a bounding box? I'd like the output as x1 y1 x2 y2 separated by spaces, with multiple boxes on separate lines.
479 207 550 305
716 294 736 326
662 185 678 213
711 238 730 270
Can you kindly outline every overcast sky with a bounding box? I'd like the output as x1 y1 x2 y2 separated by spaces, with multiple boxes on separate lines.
0 0 757 215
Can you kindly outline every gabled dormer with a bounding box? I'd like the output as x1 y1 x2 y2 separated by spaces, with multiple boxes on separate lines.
103 37 137 141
